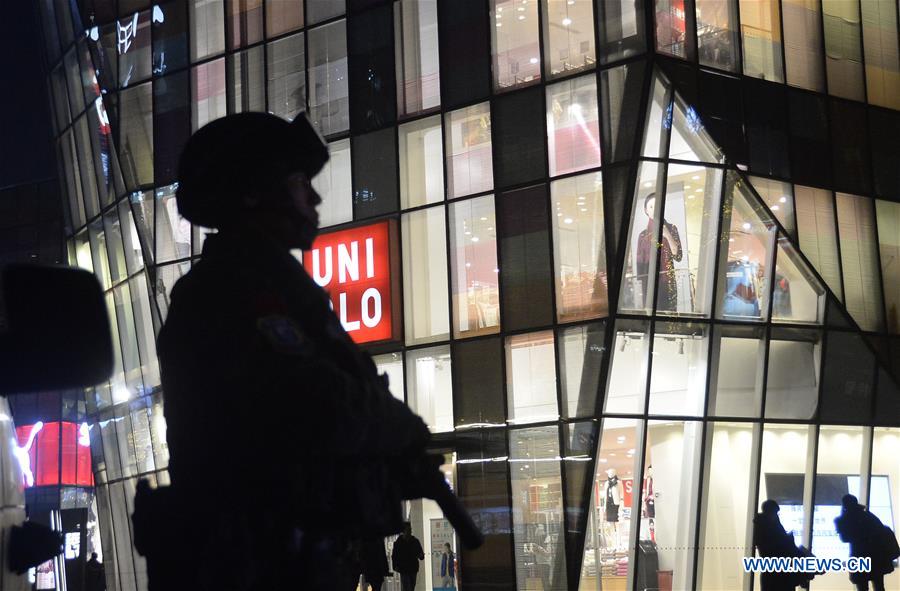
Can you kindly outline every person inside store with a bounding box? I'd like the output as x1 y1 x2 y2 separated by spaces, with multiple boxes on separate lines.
440 542 456 589
136 112 452 590
835 494 897 591
391 522 425 591
753 500 807 591
85 552 106 591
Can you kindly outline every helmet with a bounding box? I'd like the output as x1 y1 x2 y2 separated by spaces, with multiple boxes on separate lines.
175 112 329 228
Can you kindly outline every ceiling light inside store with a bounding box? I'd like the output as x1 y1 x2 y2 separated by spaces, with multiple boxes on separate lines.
580 208 587 212
471 236 480 242
692 175 700 180
688 195 695 200
564 218 573 224
643 181 652 188
480 217 488 221
742 222 752 230
530 57 538 64
599 458 607 463
617 436 625 443
518 6 525 11
465 263 471 268
780 196 787 203
771 205 780 211
496 22 502 27
518 15 525 20
742 255 750 262
562 17 572 25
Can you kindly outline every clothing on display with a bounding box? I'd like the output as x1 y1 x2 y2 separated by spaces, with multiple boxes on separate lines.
722 259 762 316
772 273 792 317
637 219 683 312
604 474 622 523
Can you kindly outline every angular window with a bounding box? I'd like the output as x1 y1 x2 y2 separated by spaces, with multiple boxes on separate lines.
225 0 263 49
103 209 128 285
119 82 154 191
51 65 71 133
72 116 101 219
836 194 884 331
875 200 900 334
668 96 723 163
189 0 225 62
716 173 776 321
395 0 441 115
312 139 353 228
155 262 191 323
347 4 396 132
782 0 825 91
491 0 541 90
822 0 864 101
557 322 605 419
861 0 900 109
402 206 449 345
89 220 112 290
597 0 646 65
114 284 144 399
648 321 708 416
445 102 493 198
765 328 821 420
155 184 192 263
604 318 650 414
130 273 160 388
772 234 826 324
266 32 306 121
695 0 739 72
506 331 559 425
709 325 765 417
655 0 692 59
739 0 784 82
542 0 596 78
601 61 648 163
551 172 607 322
449 195 500 338
352 128 398 219
308 20 349 136
372 352 405 402
399 115 444 209
266 0 303 37
509 427 568 591
118 201 144 275
758 425 813 556
641 74 671 159
118 10 152 87
129 190 154 266
60 132 86 229
227 47 265 114
546 75 601 177
191 58 226 131
795 185 842 300
620 161 663 314
748 176 795 237
406 345 453 433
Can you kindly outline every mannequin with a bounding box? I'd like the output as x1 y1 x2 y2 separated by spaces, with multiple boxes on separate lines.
643 465 656 542
602 468 624 548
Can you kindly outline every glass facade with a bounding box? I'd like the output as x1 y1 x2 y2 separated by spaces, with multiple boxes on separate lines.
37 1 900 590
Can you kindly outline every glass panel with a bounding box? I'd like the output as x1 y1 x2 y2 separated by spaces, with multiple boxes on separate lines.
453 337 505 428
510 426 567 591
820 331 875 423
130 190 154 265
64 49 86 117
61 132 86 229
156 184 191 263
551 172 607 322
506 331 559 425
637 420 702 591
114 284 143 398
546 75 601 177
130 401 155 474
352 128 398 219
822 0 864 100
493 86 547 188
648 321 708 417
313 139 353 228
748 176 795 237
399 115 444 209
697 422 756 591
709 325 765 417
155 262 190 323
89 220 112 290
130 274 160 389
154 70 192 186
870 428 900 590
118 11 152 87
449 195 500 338
446 102 494 198
51 65 71 133
74 231 94 273
103 209 128 285
603 319 650 414
266 32 306 121
402 206 450 345
148 394 169 469
191 58 226 131
668 97 724 163
716 173 776 321
772 234 826 324
739 0 784 82
641 75 671 159
88 97 125 207
836 194 884 332
308 20 349 136
655 0 691 58
657 164 722 316
620 161 663 313
542 0 596 78
119 82 154 191
152 1 189 76
227 47 265 114
861 0 900 109
347 4 396 132
308 0 344 24
73 116 101 219
266 0 303 37
782 0 825 91
226 0 263 49
372 352 404 401
189 0 225 62
580 418 643 590
598 0 645 62
491 0 541 90
695 0 739 72
395 0 441 114
875 200 900 335
764 328 821 420
405 346 453 433
795 185 842 300
557 321 605 419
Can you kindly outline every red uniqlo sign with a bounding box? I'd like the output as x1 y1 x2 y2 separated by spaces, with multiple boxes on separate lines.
15 422 94 488
303 220 398 344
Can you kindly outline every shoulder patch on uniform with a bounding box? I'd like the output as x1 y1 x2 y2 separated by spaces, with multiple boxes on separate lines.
256 315 313 356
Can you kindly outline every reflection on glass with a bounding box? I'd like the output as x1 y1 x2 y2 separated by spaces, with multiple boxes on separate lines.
542 0 596 77
266 0 303 38
450 195 500 338
551 172 607 322
446 102 493 198
668 98 723 163
372 352 405 402
190 0 226 61
266 32 306 121
546 75 601 177
119 83 154 191
510 426 568 591
191 58 226 131
695 0 739 71
399 116 444 209
118 11 152 87
822 0 864 101
395 0 441 115
648 322 708 416
795 185 843 300
114 284 143 398
74 230 94 273
402 207 450 345
103 209 128 285
717 173 776 321
875 200 900 334
130 274 160 389
782 0 825 91
709 325 764 417
506 331 559 424
557 322 605 419
227 47 265 114
739 0 784 82
604 319 650 414
225 0 262 49
772 234 826 324
491 0 541 90
155 185 191 264
620 162 662 313
641 75 671 159
836 194 884 332
313 139 352 228
748 176 795 236
308 20 349 136
655 0 690 58
764 329 821 419
89 220 111 290
406 346 453 433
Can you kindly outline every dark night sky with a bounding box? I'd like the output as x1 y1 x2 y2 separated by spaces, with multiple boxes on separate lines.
0 0 57 188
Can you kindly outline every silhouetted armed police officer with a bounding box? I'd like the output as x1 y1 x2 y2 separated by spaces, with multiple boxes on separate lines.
142 112 439 591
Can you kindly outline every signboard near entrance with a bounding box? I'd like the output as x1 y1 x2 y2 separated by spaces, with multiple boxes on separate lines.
303 220 399 344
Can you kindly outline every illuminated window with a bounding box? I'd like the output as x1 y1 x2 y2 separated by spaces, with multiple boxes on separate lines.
191 58 226 130
546 75 601 177
226 0 263 49
402 206 450 345
308 20 349 136
450 195 500 339
406 346 454 433
266 32 306 121
399 116 444 209
266 0 303 38
739 0 784 82
491 0 541 90
542 0 596 77
782 0 825 91
445 102 493 198
506 331 558 424
695 0 739 71
227 47 265 113
395 0 441 114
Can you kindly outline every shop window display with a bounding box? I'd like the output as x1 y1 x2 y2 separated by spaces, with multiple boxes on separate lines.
445 102 493 198
695 0 739 72
739 0 784 82
490 0 541 90
406 346 453 433
620 161 664 314
546 75 601 177
308 20 349 137
506 331 559 425
836 193 885 332
227 47 265 114
399 115 444 209
795 185 843 300
655 0 691 59
604 319 651 415
395 0 441 115
402 206 450 345
647 322 708 417
510 426 568 591
875 200 900 334
557 322 606 419
782 0 825 92
551 172 607 322
191 58 226 131
771 234 826 325
708 325 765 417
542 0 596 78
764 328 822 420
870 428 900 590
449 195 500 338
